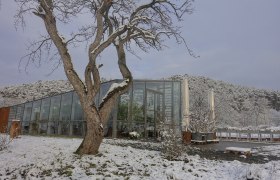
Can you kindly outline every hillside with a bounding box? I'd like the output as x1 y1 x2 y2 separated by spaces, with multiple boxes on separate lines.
1 75 280 127
0 80 73 107
170 74 280 127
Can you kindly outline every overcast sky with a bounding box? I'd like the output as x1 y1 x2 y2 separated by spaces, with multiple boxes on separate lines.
0 0 280 90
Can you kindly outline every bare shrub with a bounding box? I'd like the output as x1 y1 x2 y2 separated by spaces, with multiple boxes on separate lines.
160 119 184 161
0 127 13 151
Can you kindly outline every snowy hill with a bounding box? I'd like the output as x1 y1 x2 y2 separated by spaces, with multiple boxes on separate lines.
0 80 73 107
169 74 280 127
0 75 279 127
170 74 280 111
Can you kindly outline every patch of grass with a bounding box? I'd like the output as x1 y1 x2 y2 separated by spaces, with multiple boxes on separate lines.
95 153 103 157
143 170 150 177
57 165 74 177
88 163 96 168
85 170 93 176
101 163 107 168
41 169 52 176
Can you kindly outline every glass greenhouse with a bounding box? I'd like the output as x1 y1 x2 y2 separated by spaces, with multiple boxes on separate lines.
7 79 182 138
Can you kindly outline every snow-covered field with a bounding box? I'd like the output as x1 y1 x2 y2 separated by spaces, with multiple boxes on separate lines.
1 136 280 180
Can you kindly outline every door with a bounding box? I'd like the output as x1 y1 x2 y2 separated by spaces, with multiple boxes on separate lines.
144 89 164 138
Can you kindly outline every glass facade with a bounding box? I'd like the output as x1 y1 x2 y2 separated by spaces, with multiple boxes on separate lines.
7 80 182 138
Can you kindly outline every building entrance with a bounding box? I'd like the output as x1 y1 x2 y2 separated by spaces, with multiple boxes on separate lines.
144 89 164 138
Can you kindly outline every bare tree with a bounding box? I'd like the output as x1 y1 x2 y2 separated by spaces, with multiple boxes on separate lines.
189 91 216 132
14 0 194 155
251 97 269 127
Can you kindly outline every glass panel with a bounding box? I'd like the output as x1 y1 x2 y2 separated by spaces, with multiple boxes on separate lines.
117 93 129 121
31 100 41 121
8 121 12 131
70 121 85 136
49 95 61 122
48 95 61 135
58 92 73 135
47 121 57 135
173 82 181 125
22 102 32 134
30 100 42 134
132 82 145 122
164 82 172 122
23 103 32 121
40 98 51 121
59 92 73 121
146 91 155 128
71 93 84 121
16 104 24 120
145 90 164 138
8 106 17 121
59 121 70 135
39 122 48 135
146 81 164 92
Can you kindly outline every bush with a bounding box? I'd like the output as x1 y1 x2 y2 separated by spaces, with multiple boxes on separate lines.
129 131 140 139
0 127 13 151
159 120 184 161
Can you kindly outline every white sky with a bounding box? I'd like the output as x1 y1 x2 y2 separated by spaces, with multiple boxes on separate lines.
0 0 280 90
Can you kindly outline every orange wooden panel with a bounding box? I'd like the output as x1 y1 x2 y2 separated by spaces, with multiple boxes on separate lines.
0 107 10 133
182 131 192 144
10 120 21 138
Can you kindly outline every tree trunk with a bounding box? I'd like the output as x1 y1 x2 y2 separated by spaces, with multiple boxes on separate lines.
75 106 103 155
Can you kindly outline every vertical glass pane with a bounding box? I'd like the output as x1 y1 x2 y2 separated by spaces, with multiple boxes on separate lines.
23 102 32 121
39 122 48 135
30 100 42 134
146 91 155 127
132 82 145 122
59 92 73 121
58 92 73 135
49 95 61 121
71 121 84 136
22 102 32 134
16 104 24 120
39 98 49 135
48 95 61 134
173 82 181 125
117 93 129 121
71 93 84 121
31 100 41 121
164 82 172 122
8 106 17 121
40 98 51 121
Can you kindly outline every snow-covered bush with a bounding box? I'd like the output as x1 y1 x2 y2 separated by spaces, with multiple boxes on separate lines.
0 127 13 151
159 119 183 161
129 131 140 139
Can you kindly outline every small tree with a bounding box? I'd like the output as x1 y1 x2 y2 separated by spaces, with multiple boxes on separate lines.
159 117 183 160
0 127 13 151
14 0 194 154
251 97 269 127
189 91 216 132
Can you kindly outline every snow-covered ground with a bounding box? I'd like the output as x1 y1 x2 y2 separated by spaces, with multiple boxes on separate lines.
1 136 280 180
